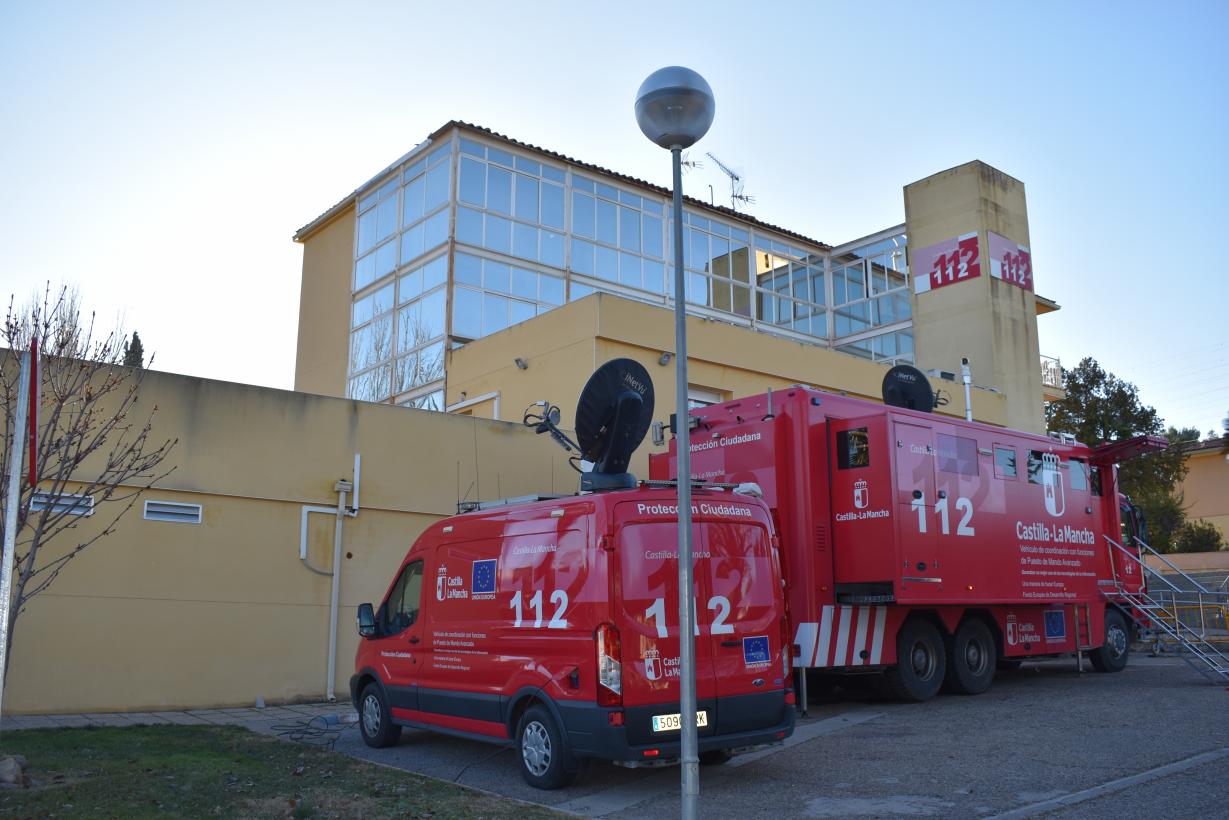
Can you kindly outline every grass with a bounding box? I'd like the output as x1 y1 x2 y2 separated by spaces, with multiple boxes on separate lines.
0 724 559 819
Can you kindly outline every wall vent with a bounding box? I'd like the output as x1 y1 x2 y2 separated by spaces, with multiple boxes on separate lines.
30 492 94 517
144 500 202 524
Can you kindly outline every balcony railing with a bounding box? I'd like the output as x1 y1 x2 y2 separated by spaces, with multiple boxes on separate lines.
1040 355 1063 389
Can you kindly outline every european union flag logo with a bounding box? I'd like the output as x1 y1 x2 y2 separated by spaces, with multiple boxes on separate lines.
1044 609 1066 640
743 636 770 666
472 559 497 595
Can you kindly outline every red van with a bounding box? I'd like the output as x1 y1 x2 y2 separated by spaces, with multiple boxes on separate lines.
351 486 795 788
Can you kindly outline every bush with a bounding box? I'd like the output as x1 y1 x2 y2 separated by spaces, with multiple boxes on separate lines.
1171 519 1227 553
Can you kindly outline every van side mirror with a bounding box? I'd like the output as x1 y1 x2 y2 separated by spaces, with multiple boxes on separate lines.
357 603 377 638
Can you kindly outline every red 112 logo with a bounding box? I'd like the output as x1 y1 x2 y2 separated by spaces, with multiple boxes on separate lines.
930 235 980 289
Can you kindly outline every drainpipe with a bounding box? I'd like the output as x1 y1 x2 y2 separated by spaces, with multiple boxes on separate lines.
961 357 973 423
326 479 352 701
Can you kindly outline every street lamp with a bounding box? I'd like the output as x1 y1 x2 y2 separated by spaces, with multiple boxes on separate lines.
634 66 714 820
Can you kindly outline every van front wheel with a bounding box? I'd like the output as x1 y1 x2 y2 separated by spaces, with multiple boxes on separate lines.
358 683 402 748
516 705 581 789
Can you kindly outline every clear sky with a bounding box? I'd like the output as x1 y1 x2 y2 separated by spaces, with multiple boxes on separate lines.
2 1 1226 436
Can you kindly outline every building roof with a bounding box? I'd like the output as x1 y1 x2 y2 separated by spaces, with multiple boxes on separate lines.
294 120 832 250
1182 436 1228 456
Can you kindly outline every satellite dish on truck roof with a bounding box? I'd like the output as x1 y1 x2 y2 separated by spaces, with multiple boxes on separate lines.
575 358 655 490
882 364 935 412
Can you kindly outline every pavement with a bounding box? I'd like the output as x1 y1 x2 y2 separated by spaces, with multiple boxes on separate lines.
4 655 1227 818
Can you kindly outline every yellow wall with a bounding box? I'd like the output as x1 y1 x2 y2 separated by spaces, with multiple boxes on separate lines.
7 368 572 713
905 161 1046 434
294 206 354 398
1182 443 1229 539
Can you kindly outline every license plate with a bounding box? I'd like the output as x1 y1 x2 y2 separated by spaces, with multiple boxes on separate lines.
651 711 709 732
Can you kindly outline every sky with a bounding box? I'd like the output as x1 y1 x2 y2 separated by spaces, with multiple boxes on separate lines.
2 1 1226 437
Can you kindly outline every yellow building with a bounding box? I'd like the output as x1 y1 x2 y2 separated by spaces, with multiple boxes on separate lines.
7 122 1076 714
1181 437 1229 540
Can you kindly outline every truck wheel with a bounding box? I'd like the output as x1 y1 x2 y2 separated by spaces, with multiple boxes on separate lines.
516 705 581 789
883 618 946 702
699 750 733 766
943 619 996 695
1089 609 1131 673
358 683 402 748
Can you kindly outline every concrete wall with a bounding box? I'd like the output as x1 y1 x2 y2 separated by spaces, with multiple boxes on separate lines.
294 206 354 398
7 368 570 713
905 161 1046 433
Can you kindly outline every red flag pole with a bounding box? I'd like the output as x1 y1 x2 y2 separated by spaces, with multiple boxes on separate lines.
27 337 38 488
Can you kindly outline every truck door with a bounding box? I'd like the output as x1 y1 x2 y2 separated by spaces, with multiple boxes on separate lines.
373 559 426 717
614 515 718 746
893 422 942 599
700 513 786 736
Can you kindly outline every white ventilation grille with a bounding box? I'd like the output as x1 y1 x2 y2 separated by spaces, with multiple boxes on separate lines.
30 492 94 517
143 500 202 524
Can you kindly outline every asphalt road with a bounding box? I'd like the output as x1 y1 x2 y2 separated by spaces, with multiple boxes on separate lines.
325 656 1228 818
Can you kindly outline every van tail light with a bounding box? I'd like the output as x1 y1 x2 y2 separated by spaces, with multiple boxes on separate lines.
596 622 622 707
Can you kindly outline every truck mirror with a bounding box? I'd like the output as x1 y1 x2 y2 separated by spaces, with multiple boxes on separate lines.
356 603 378 638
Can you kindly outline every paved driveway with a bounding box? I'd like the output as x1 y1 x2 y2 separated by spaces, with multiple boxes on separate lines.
327 656 1228 818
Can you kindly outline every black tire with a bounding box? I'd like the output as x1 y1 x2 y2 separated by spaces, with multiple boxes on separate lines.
358 683 402 748
996 658 1023 672
1090 609 1131 673
699 749 733 766
515 705 581 790
884 618 946 702
943 619 996 695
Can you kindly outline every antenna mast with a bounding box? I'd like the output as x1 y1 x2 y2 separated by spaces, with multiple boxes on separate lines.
705 152 755 211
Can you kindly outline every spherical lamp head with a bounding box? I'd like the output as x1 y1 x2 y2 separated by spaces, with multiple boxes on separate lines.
634 66 715 150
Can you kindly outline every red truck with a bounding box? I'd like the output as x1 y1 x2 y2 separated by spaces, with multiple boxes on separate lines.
649 379 1163 701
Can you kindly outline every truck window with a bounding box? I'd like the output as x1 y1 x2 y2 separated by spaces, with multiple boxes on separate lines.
937 434 978 476
383 560 424 634
836 428 870 469
1069 458 1089 492
1027 451 1044 484
993 446 1017 479
1090 465 1102 496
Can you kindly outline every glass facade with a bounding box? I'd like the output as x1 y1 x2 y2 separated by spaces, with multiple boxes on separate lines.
346 128 915 406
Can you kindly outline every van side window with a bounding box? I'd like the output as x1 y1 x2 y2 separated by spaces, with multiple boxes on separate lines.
836 428 870 469
383 560 424 634
937 434 978 476
993 446 1017 479
1069 458 1089 492
1090 465 1103 497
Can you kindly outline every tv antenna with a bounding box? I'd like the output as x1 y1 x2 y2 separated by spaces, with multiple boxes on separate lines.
680 152 703 174
524 358 655 491
705 152 755 210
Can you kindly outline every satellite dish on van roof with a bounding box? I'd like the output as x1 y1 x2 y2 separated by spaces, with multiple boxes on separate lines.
575 358 655 490
882 364 935 412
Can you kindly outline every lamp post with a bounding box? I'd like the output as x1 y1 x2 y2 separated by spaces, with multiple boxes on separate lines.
634 66 715 820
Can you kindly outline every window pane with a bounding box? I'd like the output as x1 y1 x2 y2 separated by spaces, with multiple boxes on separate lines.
418 341 444 386
511 268 537 300
619 207 640 252
595 245 618 281
541 183 564 228
357 210 376 254
643 215 663 258
572 192 595 238
397 304 421 353
644 259 665 293
395 353 418 393
515 176 538 222
542 165 565 183
419 288 446 340
596 199 617 245
482 293 508 336
487 146 513 167
400 223 424 265
619 252 642 288
399 267 422 304
456 205 483 246
484 260 511 294
570 281 594 301
403 177 425 226
459 138 484 158
376 196 397 242
375 240 397 277
571 239 595 275
455 253 481 285
540 230 564 268
485 214 511 254
352 293 373 328
837 428 870 469
513 222 538 261
354 252 376 290
1070 458 1089 491
540 274 564 305
690 230 708 272
994 446 1017 479
487 166 512 214
423 255 447 291
452 287 481 338
425 160 450 211
510 299 535 325
459 157 485 206
424 210 448 250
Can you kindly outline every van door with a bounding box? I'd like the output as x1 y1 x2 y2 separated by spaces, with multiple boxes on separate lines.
699 512 786 736
893 421 942 599
614 514 718 746
373 559 425 718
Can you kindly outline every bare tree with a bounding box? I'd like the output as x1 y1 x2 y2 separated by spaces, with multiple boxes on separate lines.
0 285 176 673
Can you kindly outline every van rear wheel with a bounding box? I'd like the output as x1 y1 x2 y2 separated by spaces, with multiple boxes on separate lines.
883 618 946 702
1090 609 1131 673
516 705 581 790
358 683 402 748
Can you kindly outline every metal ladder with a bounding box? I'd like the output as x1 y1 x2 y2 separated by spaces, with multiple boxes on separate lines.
1103 535 1229 683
